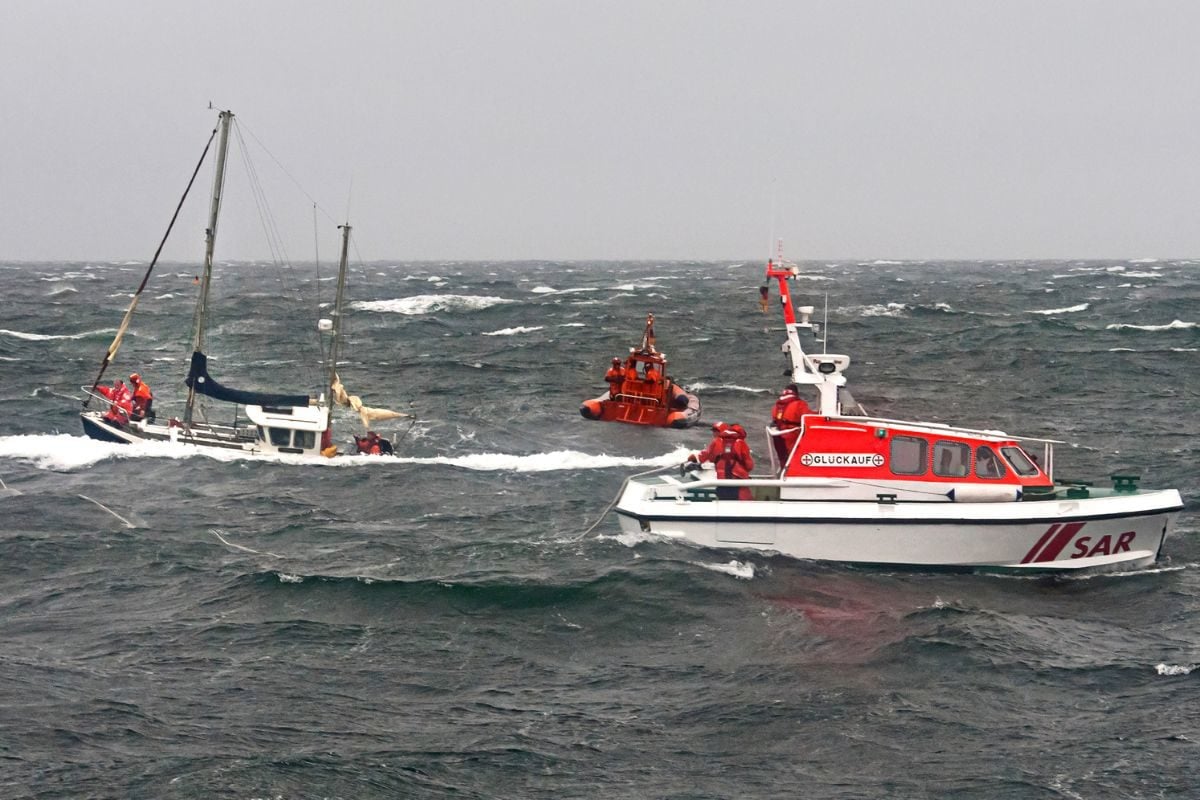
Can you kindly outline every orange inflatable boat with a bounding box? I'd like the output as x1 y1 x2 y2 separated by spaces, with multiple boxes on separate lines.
580 349 702 428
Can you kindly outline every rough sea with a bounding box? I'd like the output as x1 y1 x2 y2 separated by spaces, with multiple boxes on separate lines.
0 257 1197 798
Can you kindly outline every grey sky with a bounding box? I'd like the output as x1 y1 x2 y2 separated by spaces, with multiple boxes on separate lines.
4 1 1199 262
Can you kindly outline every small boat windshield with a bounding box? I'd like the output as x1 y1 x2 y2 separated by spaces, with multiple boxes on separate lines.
1001 446 1041 477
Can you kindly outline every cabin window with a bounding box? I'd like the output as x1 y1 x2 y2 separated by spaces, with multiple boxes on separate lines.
974 445 1007 479
268 427 291 447
1001 446 1041 477
890 436 927 475
933 441 970 477
256 425 265 442
294 430 316 450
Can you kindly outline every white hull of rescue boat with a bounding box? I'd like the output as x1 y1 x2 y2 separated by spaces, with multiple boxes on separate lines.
614 476 1183 572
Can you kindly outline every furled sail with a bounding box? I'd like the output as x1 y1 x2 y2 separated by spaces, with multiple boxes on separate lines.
331 376 408 429
185 351 310 408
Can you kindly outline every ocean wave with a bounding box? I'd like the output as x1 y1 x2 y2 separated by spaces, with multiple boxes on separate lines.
0 327 115 341
47 286 78 296
0 434 690 474
1106 320 1196 332
1027 303 1089 315
352 295 514 315
612 283 665 291
847 303 907 318
1155 663 1194 676
684 381 769 394
482 326 543 336
693 560 756 579
395 447 691 472
1122 271 1162 279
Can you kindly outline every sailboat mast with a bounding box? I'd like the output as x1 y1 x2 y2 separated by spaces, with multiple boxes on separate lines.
184 109 233 424
326 223 352 427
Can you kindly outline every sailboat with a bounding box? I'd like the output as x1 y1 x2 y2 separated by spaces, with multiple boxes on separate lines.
80 109 405 458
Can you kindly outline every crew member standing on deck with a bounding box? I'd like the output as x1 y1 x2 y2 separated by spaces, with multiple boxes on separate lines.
693 421 754 500
604 357 624 398
770 385 810 467
128 373 154 422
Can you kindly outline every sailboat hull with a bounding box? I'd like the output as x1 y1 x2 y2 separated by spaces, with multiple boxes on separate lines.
80 413 133 444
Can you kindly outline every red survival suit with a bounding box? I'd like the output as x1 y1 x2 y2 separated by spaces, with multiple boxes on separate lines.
97 380 133 427
770 387 810 467
698 423 755 500
604 358 624 399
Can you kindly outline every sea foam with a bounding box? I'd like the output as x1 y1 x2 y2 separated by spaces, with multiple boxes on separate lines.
352 295 514 315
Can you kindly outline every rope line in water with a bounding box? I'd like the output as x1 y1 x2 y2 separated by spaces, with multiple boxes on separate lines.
78 494 135 529
209 528 282 559
574 463 676 541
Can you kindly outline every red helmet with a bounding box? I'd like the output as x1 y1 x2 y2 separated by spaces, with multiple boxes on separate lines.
129 373 141 383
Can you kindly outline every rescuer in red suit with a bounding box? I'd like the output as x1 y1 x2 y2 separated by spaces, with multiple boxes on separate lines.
604 357 624 398
771 385 811 467
692 422 754 500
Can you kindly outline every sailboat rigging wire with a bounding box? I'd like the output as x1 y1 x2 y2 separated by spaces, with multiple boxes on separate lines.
234 124 290 267
231 122 326 389
84 123 220 407
237 120 338 227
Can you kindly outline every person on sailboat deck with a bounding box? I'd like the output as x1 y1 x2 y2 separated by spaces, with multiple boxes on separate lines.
128 373 154 422
97 379 133 427
605 358 624 398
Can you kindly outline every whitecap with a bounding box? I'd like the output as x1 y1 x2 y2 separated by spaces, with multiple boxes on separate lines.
1123 271 1162 279
850 303 907 318
482 326 543 336
395 446 692 473
612 283 665 291
684 382 769 394
1106 320 1196 332
558 323 586 328
0 327 114 341
531 286 557 294
694 560 756 579
352 294 514 315
1027 303 1089 315
1155 663 1194 676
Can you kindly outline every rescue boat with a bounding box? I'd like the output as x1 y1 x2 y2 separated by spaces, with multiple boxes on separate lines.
580 348 702 428
613 257 1184 572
